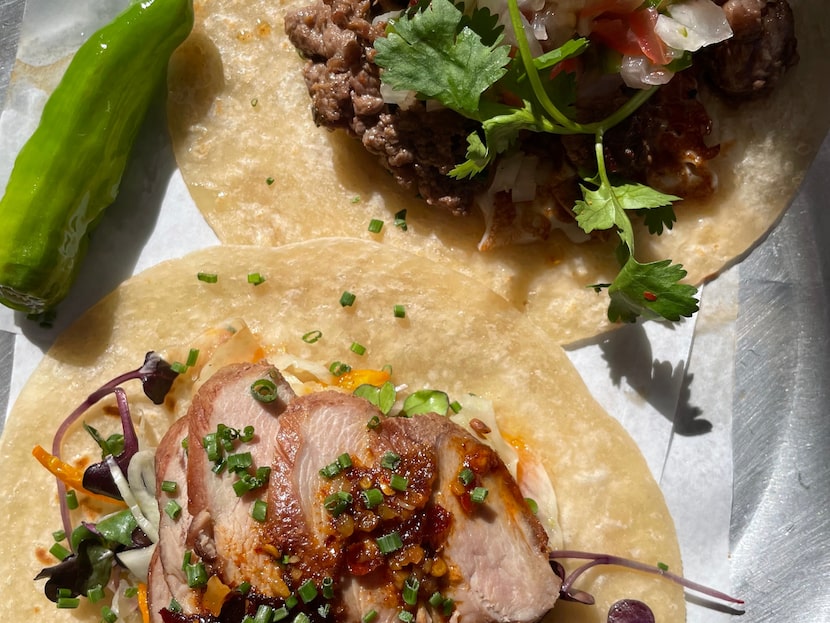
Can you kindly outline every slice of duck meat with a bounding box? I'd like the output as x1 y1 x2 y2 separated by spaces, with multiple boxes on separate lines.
148 416 193 621
185 362 296 598
264 391 559 623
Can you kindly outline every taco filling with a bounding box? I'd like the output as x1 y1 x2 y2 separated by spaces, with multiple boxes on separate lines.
282 0 797 320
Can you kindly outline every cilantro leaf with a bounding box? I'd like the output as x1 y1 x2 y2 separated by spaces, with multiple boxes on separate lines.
373 0 510 116
605 257 699 323
639 204 678 235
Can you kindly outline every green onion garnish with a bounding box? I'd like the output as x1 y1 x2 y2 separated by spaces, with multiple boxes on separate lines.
251 378 279 403
65 490 78 510
171 361 188 374
248 272 266 285
101 606 118 623
186 562 208 588
294 613 311 623
394 209 408 231
197 272 218 283
165 500 182 520
87 585 105 603
56 597 80 609
525 497 539 515
338 453 353 469
470 487 489 504
376 531 403 554
402 576 420 606
52 529 66 542
339 291 356 307
458 467 474 486
186 348 199 366
324 491 353 517
449 400 462 413
390 474 409 492
302 330 323 344
319 462 342 479
329 361 351 376
398 611 414 622
161 480 178 494
273 606 290 622
362 611 378 623
368 218 384 233
254 604 275 623
266 177 275 186
381 452 401 471
298 579 318 603
251 499 268 523
362 488 384 509
238 582 252 595
658 561 669 571
322 576 335 599
49 542 71 561
366 415 381 430
350 342 366 356
393 304 406 318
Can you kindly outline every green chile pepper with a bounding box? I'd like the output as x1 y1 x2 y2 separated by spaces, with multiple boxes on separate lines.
0 0 194 314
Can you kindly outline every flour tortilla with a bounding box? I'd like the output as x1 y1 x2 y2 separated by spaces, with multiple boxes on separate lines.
166 0 828 344
0 239 683 622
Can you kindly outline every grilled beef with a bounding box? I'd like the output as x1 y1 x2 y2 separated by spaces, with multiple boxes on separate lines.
284 0 798 232
150 363 559 623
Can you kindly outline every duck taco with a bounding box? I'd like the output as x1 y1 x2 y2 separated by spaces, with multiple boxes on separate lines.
0 240 737 622
166 0 828 344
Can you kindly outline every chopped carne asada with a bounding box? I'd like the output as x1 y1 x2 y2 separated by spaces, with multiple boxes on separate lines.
284 0 797 234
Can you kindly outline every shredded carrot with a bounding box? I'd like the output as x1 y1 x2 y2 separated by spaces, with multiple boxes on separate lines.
137 582 150 623
32 445 125 504
335 368 391 391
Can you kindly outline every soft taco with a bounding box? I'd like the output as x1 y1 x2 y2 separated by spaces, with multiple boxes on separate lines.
166 0 829 344
0 240 732 623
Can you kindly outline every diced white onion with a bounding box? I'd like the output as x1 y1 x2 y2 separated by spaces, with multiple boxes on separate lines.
654 0 732 52
620 55 675 89
116 544 157 582
379 82 418 109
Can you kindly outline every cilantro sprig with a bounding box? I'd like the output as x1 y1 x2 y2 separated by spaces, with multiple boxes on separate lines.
373 0 699 324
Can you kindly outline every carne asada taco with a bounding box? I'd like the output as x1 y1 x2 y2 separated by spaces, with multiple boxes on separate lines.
0 239 731 623
167 0 828 344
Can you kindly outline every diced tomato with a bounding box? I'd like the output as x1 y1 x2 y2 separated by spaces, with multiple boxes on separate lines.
589 7 671 66
628 7 672 65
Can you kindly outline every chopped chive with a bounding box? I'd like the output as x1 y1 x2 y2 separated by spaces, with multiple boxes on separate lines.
303 330 323 344
458 467 474 486
241 425 255 442
318 603 331 618
56 597 80 609
319 462 341 479
337 453 353 469
251 378 279 403
324 491 353 517
402 576 419 606
381 452 401 471
294 613 311 623
171 361 188 374
125 586 139 598
87 585 105 603
393 304 406 318
238 581 252 595
161 480 178 494
227 452 253 473
272 606 290 621
398 611 414 622
362 488 384 509
248 272 266 285
375 531 403 554
186 562 208 588
390 474 409 492
428 591 444 607
368 218 384 233
52 529 66 542
329 361 351 376
251 499 268 523
266 177 275 186
657 561 669 571
169 598 182 613
65 490 78 510
251 98 259 107
197 272 218 283
351 195 361 204
449 400 462 413
470 487 489 504
49 542 71 561
285 594 299 609
165 500 182 520
350 342 366 356
298 579 318 603
322 576 334 599
186 348 200 366
525 497 539 515
181 550 192 571
101 605 118 623
362 610 378 623
340 291 356 307
254 604 274 623
366 415 381 430
394 209 408 230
